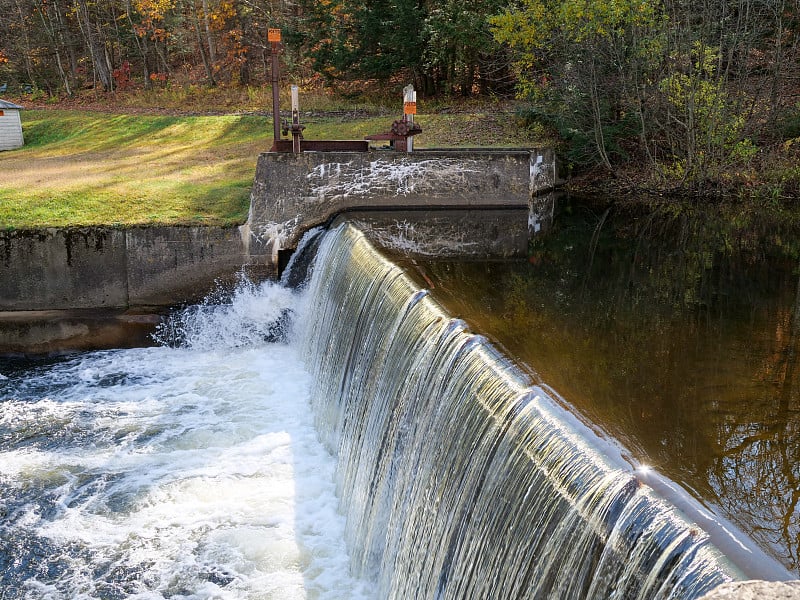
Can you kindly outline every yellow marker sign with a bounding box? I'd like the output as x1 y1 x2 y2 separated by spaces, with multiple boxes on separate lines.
268 29 281 43
403 101 417 115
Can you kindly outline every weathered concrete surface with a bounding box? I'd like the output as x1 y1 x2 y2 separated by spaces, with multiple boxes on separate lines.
2 148 560 353
125 226 252 305
0 309 163 354
247 149 558 265
336 208 531 259
0 225 256 354
0 228 128 310
0 226 250 311
699 581 800 599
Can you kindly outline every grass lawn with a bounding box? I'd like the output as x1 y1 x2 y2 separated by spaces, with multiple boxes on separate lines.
0 111 270 228
0 106 544 228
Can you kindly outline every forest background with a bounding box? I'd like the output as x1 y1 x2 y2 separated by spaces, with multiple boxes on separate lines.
2 0 800 200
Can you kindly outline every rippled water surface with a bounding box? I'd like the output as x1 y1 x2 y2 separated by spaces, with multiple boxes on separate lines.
4 202 799 596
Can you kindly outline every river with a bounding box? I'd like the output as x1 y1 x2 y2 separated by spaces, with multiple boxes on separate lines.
0 205 796 597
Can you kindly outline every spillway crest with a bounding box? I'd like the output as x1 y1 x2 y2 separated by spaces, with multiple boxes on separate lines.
297 223 744 600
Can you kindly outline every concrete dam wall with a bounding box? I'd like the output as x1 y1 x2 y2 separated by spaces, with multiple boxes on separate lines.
246 149 558 265
0 149 559 353
0 226 251 353
0 226 249 311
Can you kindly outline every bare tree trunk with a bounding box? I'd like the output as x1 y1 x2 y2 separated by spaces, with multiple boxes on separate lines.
75 0 113 90
155 39 170 75
55 51 72 94
234 0 251 85
54 2 80 79
767 0 786 123
190 0 216 85
36 0 72 94
14 0 37 83
201 0 216 62
589 54 613 171
52 0 75 93
123 0 151 85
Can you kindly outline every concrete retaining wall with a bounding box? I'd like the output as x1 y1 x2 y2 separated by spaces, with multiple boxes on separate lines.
247 149 558 265
0 225 250 311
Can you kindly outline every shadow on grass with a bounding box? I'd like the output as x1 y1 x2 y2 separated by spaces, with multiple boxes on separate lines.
22 111 273 155
3 111 266 227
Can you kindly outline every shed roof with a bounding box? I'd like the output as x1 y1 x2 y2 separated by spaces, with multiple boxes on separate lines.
0 99 23 110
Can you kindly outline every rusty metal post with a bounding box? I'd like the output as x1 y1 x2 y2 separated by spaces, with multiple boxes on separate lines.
291 85 301 154
268 28 281 145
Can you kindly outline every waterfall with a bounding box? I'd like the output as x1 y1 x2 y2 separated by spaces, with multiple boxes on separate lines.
2 221 790 598
298 223 757 600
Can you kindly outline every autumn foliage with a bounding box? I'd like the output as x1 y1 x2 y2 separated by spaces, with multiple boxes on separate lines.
2 0 800 191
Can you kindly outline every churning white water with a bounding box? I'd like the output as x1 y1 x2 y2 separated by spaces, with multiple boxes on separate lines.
0 280 373 599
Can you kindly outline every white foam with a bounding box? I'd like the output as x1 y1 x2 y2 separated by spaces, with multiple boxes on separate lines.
1 281 373 599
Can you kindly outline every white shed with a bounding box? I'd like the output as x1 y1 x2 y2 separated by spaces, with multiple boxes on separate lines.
0 99 24 151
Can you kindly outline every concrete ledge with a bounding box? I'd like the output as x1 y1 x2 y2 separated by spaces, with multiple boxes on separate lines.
699 581 800 599
0 309 163 354
247 149 558 265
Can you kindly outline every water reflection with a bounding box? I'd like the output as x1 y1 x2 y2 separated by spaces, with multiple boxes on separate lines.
402 199 800 574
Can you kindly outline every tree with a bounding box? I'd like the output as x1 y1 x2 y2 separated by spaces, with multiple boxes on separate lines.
298 0 511 96
74 0 114 90
422 0 511 95
491 0 664 170
491 0 800 188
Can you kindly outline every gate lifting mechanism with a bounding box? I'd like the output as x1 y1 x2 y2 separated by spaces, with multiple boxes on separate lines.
268 29 421 153
364 85 422 152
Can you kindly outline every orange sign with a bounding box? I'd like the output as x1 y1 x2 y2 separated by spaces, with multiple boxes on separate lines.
268 28 281 42
403 101 417 115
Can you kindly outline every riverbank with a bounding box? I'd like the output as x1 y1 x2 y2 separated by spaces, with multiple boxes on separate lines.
564 145 800 205
3 96 798 225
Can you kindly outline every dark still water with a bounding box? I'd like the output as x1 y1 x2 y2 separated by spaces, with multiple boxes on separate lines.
403 199 800 574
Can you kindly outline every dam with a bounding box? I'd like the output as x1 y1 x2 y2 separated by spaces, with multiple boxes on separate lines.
1 221 792 597
1 149 798 597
